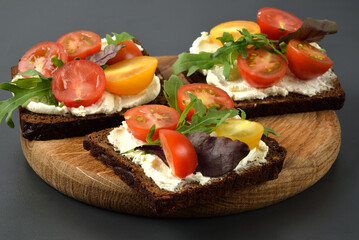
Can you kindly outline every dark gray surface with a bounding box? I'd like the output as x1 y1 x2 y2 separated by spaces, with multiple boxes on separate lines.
0 0 358 239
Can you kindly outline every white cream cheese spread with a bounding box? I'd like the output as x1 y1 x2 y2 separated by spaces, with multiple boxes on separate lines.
24 75 161 116
108 121 268 192
20 37 160 116
190 32 337 101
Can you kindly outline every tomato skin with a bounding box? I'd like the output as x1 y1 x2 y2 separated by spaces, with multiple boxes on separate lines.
210 20 261 41
52 60 106 108
177 83 234 120
286 39 333 80
257 7 303 40
105 56 158 96
237 49 288 88
124 105 180 142
159 129 198 179
106 40 143 65
18 42 68 78
216 119 264 150
56 30 101 61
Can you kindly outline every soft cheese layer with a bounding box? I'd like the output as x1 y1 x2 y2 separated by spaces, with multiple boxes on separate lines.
190 32 337 101
108 121 269 192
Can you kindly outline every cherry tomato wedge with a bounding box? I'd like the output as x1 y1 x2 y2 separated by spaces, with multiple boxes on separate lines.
52 60 106 108
56 30 101 61
286 39 333 80
18 42 68 78
216 119 264 150
124 105 180 142
257 7 303 40
177 83 234 121
106 40 143 65
237 49 288 88
210 21 261 41
104 56 158 96
159 129 198 178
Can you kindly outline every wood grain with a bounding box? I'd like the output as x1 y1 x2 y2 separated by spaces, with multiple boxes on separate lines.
20 56 341 217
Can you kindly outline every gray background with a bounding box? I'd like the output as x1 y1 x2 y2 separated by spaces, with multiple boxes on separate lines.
1 0 358 239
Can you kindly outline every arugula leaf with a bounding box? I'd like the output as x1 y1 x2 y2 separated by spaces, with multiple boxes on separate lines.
172 52 222 76
239 108 246 119
105 32 134 45
263 126 281 137
0 69 58 128
279 18 338 44
163 75 183 114
18 69 47 80
145 124 160 145
173 29 287 79
176 93 201 129
51 57 65 68
177 105 238 135
0 78 57 128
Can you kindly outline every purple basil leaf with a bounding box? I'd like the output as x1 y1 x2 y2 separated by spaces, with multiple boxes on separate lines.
135 145 168 166
86 44 125 66
186 131 250 177
279 18 338 44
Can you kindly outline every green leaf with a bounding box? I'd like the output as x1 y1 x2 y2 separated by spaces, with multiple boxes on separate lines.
263 126 281 137
18 69 47 80
239 108 246 119
144 124 160 145
176 93 198 129
163 75 183 114
0 79 57 128
106 32 134 45
51 57 65 68
12 78 42 89
216 32 234 44
172 52 221 76
177 106 238 135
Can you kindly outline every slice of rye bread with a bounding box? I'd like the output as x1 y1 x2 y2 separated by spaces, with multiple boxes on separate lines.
83 128 286 214
181 70 345 118
12 39 167 140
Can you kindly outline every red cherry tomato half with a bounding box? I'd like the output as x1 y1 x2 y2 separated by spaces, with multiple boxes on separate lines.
237 49 288 88
18 42 68 78
124 105 181 142
56 30 101 61
106 40 143 65
257 7 303 40
286 39 333 80
177 83 234 121
159 129 198 179
52 60 106 108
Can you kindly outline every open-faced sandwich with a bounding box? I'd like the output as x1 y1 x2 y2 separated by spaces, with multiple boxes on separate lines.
84 75 286 214
1 31 166 140
173 7 345 117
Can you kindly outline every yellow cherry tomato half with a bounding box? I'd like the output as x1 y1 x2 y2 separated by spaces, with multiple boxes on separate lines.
216 119 264 150
210 21 261 41
104 56 158 96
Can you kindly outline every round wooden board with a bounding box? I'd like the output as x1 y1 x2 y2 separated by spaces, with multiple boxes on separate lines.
20 56 341 218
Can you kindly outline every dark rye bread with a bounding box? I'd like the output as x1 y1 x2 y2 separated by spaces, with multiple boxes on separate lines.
13 39 167 140
83 128 286 214
182 70 345 118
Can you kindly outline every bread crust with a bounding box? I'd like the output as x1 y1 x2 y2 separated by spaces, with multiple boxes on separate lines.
13 39 167 140
182 70 345 118
83 128 286 214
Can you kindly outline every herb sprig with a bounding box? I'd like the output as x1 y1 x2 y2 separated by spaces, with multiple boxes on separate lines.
0 69 58 128
173 29 286 80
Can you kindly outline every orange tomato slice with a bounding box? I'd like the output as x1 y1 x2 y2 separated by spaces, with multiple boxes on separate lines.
210 21 261 41
104 56 158 96
215 119 264 150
